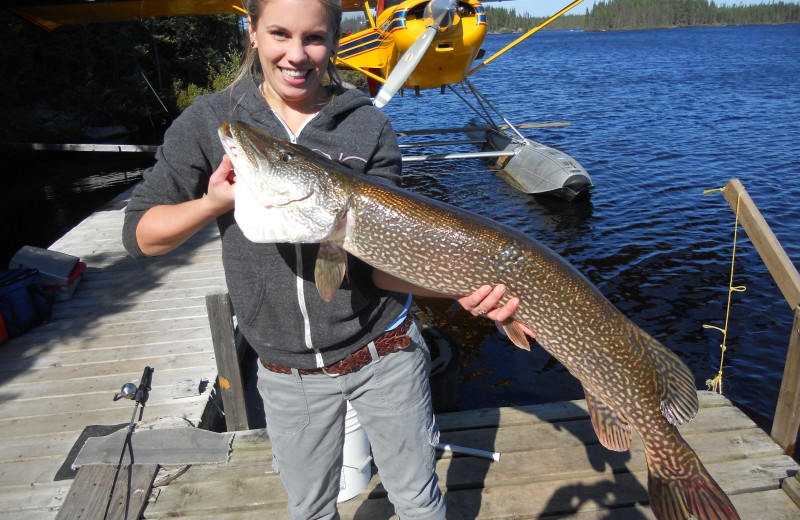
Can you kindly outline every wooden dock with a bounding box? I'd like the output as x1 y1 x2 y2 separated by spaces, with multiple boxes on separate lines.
0 187 226 519
0 183 799 519
142 392 800 519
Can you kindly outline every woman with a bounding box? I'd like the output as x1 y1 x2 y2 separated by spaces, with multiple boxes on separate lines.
123 0 528 518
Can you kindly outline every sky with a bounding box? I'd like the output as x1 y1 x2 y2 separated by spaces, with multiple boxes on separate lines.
491 0 798 17
487 0 598 17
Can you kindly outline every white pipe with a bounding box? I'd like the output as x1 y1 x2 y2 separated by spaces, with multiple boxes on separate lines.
436 442 501 462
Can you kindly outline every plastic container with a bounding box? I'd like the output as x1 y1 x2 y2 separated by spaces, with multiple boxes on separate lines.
337 401 373 502
9 246 84 301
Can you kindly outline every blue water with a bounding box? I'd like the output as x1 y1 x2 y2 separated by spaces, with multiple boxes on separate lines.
383 24 800 431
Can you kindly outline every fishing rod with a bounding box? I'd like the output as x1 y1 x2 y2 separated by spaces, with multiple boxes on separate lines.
104 365 154 520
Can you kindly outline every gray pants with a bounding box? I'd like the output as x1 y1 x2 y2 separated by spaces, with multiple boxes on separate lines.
256 322 446 520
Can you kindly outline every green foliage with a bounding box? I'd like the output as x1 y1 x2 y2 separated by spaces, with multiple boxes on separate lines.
172 48 242 111
0 11 244 143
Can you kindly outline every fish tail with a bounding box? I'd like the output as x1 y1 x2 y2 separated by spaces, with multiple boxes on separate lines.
646 453 740 520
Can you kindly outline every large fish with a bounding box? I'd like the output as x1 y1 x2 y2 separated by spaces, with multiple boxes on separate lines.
219 121 740 520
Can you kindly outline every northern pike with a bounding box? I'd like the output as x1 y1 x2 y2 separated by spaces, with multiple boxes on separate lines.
219 120 740 520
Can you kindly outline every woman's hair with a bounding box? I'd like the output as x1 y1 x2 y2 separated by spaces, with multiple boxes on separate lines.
235 0 344 89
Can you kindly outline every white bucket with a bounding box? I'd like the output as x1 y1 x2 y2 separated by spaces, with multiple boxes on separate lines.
337 401 373 502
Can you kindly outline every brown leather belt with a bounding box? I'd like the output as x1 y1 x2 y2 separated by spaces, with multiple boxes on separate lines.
260 317 412 376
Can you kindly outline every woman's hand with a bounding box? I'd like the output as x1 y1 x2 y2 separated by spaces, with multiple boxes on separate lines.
458 284 516 321
206 154 236 214
458 284 536 339
371 271 535 338
136 155 237 256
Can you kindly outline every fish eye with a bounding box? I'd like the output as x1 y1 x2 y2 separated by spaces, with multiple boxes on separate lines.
279 151 293 162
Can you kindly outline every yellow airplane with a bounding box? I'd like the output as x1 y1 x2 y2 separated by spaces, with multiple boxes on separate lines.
338 0 585 106
338 0 487 105
8 0 593 199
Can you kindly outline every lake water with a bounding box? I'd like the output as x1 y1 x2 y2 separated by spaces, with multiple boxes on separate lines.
382 24 800 433
1 152 150 267
4 24 798 437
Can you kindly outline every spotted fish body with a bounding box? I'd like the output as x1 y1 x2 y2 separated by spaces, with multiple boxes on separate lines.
220 121 740 520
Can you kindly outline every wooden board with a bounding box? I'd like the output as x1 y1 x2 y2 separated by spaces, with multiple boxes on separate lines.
55 463 158 520
722 178 800 310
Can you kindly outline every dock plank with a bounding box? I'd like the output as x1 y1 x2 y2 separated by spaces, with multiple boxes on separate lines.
0 351 217 387
55 463 158 520
142 487 800 520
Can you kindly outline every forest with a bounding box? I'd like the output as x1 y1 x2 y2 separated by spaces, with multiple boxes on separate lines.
580 0 800 30
485 0 800 32
1 0 798 144
0 12 244 144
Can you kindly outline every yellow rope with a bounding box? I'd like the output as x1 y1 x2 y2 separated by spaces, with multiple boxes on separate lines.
702 187 747 394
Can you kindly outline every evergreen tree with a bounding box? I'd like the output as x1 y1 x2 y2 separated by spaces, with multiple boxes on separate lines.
0 11 243 143
584 0 800 30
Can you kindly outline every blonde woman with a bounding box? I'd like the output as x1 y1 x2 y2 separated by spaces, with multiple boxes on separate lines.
123 0 524 517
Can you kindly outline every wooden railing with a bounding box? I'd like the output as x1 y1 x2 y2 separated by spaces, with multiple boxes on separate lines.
722 178 800 456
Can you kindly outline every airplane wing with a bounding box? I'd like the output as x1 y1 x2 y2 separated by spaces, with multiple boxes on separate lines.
7 0 377 31
6 0 243 30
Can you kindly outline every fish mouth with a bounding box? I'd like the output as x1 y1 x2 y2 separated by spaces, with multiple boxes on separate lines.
219 123 238 158
219 122 315 207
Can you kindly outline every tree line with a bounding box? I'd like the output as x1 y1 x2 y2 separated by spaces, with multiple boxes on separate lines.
484 6 586 32
486 1 800 32
583 0 800 30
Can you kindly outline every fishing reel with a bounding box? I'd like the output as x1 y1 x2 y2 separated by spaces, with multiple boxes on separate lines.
113 382 138 401
112 366 153 405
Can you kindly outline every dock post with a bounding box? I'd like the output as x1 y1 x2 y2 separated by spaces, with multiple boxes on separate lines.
771 306 800 456
206 292 250 431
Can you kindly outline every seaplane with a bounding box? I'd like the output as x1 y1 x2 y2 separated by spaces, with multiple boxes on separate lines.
337 0 593 200
8 0 593 200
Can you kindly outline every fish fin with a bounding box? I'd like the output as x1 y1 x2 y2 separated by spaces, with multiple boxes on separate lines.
496 319 531 351
584 389 632 452
642 333 700 425
647 454 740 520
315 242 348 302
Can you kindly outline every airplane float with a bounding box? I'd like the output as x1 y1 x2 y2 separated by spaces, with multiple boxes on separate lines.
8 0 593 200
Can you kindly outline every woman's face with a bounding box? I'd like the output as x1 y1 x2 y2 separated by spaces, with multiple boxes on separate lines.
250 0 335 111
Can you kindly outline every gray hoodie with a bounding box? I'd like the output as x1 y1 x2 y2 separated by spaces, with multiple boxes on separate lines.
123 79 408 369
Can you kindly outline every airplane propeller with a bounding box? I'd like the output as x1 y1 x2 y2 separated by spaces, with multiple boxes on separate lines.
373 0 457 108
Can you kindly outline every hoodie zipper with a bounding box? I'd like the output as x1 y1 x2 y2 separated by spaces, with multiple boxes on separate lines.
273 110 327 368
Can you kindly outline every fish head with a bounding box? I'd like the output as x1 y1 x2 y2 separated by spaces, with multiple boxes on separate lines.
219 121 348 244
